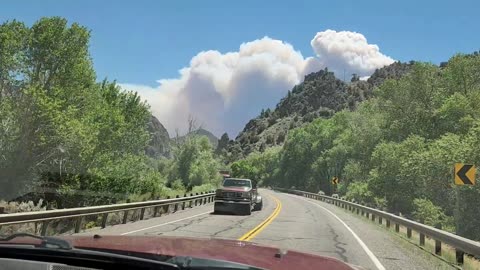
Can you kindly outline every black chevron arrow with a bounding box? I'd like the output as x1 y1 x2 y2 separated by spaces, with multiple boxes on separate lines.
457 165 474 185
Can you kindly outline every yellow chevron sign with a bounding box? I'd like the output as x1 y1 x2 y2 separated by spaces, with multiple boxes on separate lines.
454 163 475 185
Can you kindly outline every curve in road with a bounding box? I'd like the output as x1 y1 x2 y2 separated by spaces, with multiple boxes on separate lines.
79 189 455 270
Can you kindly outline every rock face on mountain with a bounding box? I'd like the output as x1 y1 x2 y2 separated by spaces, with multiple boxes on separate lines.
226 62 415 160
175 128 219 148
145 115 171 158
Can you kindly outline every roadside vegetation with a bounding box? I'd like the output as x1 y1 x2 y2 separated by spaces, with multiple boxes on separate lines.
231 53 480 241
0 17 222 210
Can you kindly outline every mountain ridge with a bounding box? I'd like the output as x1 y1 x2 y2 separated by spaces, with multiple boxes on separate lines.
225 61 415 161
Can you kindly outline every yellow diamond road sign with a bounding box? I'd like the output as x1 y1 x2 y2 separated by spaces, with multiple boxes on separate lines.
454 163 476 185
332 177 339 185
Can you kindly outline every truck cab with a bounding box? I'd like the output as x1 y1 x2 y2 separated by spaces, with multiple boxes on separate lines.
214 178 262 215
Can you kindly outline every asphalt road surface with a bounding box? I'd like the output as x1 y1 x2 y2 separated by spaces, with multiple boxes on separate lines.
79 189 455 270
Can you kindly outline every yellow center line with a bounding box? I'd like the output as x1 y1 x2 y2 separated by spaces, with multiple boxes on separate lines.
238 194 282 241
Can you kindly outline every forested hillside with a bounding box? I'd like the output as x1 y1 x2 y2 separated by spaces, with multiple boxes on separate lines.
226 62 414 161
0 17 221 208
230 53 480 240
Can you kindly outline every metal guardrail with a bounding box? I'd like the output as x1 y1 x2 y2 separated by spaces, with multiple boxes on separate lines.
275 187 480 266
0 191 215 236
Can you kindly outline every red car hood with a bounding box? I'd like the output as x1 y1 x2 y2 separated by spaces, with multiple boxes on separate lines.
54 236 358 270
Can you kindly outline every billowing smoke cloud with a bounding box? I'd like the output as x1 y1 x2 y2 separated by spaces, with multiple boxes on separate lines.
120 30 394 137
310 30 395 78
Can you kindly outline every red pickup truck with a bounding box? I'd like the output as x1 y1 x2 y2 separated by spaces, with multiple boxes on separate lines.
214 178 262 215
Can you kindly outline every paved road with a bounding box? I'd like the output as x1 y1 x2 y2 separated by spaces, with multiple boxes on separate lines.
80 189 455 270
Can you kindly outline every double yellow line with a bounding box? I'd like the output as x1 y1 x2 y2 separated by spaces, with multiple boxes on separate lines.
238 195 282 241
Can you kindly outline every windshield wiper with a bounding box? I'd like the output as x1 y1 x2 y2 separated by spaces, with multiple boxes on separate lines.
0 233 72 250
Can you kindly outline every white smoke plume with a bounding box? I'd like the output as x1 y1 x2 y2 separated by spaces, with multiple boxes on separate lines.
120 30 394 137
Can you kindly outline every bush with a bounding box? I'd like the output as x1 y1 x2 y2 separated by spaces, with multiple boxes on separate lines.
345 182 374 205
413 198 455 232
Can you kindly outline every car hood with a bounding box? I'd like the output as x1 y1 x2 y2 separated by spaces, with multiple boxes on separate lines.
57 236 358 270
218 187 251 192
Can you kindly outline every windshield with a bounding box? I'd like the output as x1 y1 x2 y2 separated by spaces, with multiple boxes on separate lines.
1 2 480 270
223 179 252 188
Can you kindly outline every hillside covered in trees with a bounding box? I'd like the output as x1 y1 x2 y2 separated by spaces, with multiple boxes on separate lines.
230 53 480 241
225 61 414 161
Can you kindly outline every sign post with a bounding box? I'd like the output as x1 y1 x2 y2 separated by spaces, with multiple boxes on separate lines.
332 177 339 193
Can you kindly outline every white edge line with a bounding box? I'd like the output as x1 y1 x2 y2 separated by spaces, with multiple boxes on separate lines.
285 194 386 270
120 211 212 235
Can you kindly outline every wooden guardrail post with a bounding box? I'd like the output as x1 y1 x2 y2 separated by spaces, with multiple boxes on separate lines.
153 196 160 217
182 194 187 210
122 210 129 224
74 216 83 233
101 213 109 228
189 193 193 207
456 249 464 265
199 192 203 205
386 219 391 229
140 207 146 220
395 223 400 233
41 220 49 236
122 199 131 224
418 218 425 246
174 195 179 212
195 193 199 206
407 227 412 239
435 223 442 255
163 196 170 215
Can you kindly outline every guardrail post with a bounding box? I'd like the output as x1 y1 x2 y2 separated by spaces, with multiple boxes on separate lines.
371 214 375 222
163 196 171 215
366 212 369 218
122 210 129 224
140 207 146 220
386 219 391 228
419 218 425 246
456 250 464 265
75 217 83 233
200 192 204 205
174 195 179 212
190 193 194 207
356 208 359 215
378 216 382 225
407 227 412 238
195 193 199 206
203 193 207 204
419 232 425 246
153 196 160 217
395 223 400 233
101 213 108 228
41 220 49 236
435 223 442 255
182 194 187 210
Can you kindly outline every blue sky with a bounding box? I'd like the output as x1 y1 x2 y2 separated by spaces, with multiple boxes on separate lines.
2 0 478 86
2 0 479 136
